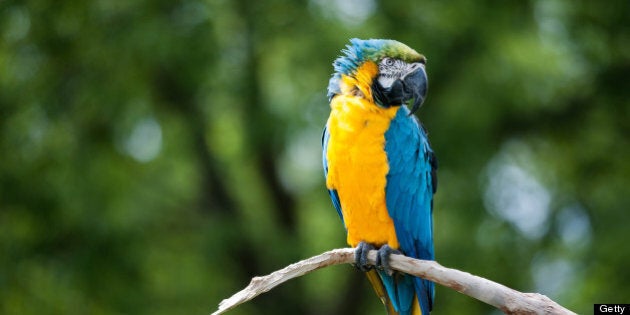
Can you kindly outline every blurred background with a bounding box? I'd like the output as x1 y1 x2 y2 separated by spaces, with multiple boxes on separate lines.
1 0 629 314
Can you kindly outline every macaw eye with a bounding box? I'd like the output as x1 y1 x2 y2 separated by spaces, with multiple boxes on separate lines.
382 57 395 66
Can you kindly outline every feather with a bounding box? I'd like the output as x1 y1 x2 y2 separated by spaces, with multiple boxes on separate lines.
322 126 345 225
384 106 436 315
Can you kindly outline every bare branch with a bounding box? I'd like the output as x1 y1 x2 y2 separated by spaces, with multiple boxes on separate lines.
211 248 575 315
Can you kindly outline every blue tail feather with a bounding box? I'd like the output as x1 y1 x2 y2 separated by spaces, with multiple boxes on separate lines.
377 271 422 315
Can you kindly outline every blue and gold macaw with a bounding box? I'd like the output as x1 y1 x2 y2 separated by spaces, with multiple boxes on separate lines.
322 39 437 315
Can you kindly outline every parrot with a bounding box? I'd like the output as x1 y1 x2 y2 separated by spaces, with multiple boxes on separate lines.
322 38 437 315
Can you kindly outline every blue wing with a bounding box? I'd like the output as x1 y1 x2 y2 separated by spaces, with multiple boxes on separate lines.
322 126 344 225
384 106 437 314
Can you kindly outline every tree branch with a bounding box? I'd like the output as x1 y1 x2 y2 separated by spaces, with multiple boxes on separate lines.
211 248 576 315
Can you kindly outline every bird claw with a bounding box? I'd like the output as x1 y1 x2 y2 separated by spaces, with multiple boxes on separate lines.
354 242 375 272
375 244 401 276
354 242 401 275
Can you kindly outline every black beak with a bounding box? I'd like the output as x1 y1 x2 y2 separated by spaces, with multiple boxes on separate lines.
403 65 428 114
372 63 428 114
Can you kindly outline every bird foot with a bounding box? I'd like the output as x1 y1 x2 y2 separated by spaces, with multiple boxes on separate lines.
354 242 401 275
376 244 401 276
354 241 375 272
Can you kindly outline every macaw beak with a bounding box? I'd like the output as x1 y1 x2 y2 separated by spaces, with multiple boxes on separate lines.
403 64 428 114
372 62 428 114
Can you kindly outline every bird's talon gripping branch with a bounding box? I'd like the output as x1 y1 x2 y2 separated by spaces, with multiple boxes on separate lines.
354 241 375 272
376 244 401 276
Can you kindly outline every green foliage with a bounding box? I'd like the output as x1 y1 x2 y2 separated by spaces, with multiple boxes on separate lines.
1 0 628 314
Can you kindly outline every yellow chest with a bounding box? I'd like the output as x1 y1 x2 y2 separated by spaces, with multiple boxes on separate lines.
325 94 400 248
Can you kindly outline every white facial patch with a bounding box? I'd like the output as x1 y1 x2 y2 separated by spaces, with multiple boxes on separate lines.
377 58 418 89
377 75 397 89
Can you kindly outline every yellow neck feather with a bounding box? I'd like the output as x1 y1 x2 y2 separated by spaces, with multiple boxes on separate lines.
325 62 400 248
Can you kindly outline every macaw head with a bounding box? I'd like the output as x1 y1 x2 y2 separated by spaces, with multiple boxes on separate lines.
328 38 428 114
